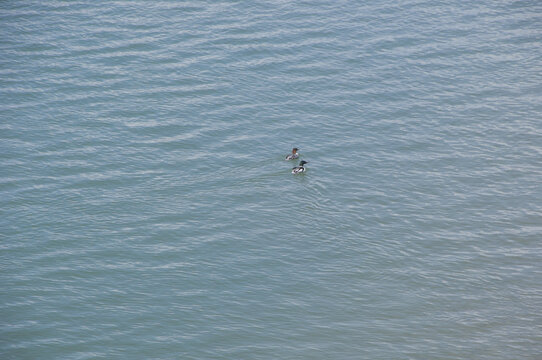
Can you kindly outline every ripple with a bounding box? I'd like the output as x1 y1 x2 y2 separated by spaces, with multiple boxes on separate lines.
2 0 542 358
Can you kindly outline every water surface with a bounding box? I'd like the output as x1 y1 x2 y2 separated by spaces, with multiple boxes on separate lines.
1 1 542 359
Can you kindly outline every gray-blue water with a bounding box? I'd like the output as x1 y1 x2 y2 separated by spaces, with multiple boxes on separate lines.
2 1 542 359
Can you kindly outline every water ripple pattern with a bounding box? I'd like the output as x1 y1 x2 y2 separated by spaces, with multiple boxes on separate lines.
1 0 541 359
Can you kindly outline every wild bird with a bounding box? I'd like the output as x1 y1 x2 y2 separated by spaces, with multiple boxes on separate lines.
285 147 299 160
292 160 308 174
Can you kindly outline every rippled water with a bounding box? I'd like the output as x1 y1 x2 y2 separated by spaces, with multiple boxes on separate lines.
2 1 542 359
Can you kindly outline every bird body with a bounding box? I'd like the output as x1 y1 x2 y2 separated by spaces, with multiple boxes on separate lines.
285 148 299 160
292 160 308 174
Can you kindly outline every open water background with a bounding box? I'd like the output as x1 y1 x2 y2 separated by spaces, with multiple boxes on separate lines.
1 1 542 359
